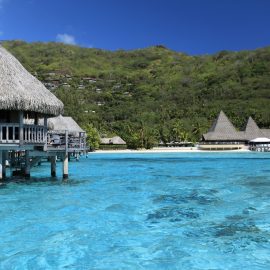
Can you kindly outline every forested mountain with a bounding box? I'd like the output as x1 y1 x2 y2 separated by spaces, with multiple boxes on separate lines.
2 40 270 148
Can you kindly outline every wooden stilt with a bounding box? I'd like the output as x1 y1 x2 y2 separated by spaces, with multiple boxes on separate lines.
0 151 2 180
51 156 56 177
63 154 68 179
2 151 7 178
24 150 30 178
11 151 16 167
63 130 69 179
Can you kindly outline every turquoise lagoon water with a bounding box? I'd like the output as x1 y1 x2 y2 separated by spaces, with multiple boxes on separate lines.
0 152 270 269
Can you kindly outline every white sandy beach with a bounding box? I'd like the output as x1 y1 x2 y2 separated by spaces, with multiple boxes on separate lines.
89 147 251 154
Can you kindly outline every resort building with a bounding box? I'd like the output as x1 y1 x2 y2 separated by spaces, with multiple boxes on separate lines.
0 45 76 179
100 136 127 150
47 115 87 157
199 111 270 150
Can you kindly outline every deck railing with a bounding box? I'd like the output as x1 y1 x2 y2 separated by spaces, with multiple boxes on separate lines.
0 123 47 144
47 131 87 151
23 124 47 144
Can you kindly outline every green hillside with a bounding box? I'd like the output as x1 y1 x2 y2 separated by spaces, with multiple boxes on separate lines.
2 40 270 148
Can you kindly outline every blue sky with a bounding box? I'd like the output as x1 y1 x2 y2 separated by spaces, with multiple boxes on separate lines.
0 0 269 54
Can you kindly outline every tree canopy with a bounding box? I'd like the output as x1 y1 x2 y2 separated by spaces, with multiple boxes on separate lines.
3 40 270 148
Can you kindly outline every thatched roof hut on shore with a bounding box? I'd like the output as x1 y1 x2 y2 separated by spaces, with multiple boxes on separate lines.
99 136 127 150
100 136 126 145
202 111 243 141
200 111 270 150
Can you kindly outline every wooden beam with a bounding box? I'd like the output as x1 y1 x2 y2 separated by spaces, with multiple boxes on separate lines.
19 111 24 146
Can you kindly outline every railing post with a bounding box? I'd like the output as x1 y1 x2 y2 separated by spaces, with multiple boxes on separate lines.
13 126 15 141
79 132 82 149
6 127 9 142
19 111 24 145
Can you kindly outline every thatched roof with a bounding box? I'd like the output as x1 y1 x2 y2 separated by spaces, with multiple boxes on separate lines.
0 46 63 116
48 115 84 135
100 136 126 145
261 129 270 139
244 117 264 140
202 112 270 142
203 111 243 141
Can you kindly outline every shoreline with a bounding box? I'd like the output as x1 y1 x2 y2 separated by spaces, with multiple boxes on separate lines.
89 147 252 154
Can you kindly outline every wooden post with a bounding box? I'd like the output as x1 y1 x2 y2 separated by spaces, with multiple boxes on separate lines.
34 113 38 125
19 111 24 146
51 156 56 177
63 130 69 179
44 116 48 151
63 154 68 179
0 151 2 180
24 150 30 177
79 132 82 149
11 151 16 167
2 151 7 178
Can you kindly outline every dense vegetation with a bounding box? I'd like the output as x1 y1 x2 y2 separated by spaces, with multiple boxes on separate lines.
2 40 270 148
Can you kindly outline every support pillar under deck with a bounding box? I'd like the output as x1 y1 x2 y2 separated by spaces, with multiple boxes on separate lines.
63 154 68 179
51 156 57 177
2 151 7 179
24 150 30 178
0 151 2 180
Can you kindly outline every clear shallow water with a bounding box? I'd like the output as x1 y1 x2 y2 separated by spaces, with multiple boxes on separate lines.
1 152 270 270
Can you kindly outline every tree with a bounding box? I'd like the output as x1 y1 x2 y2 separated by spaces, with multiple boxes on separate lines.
83 124 100 150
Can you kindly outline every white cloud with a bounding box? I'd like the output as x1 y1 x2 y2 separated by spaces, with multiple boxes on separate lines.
56 33 76 45
0 31 3 36
0 0 5 9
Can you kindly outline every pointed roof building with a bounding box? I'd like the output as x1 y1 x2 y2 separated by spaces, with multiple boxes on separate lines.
244 117 264 140
202 111 243 141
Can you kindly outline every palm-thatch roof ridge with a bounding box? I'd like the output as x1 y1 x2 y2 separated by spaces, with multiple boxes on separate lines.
0 46 63 116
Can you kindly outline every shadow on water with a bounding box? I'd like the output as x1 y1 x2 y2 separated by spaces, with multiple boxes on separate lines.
147 206 200 223
153 189 220 205
0 175 86 189
182 206 270 252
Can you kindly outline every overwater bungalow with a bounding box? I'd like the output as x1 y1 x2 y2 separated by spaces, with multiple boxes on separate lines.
100 136 127 150
199 111 270 150
47 115 87 157
0 45 71 179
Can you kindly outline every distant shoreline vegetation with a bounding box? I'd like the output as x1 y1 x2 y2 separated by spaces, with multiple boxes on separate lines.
2 40 270 149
